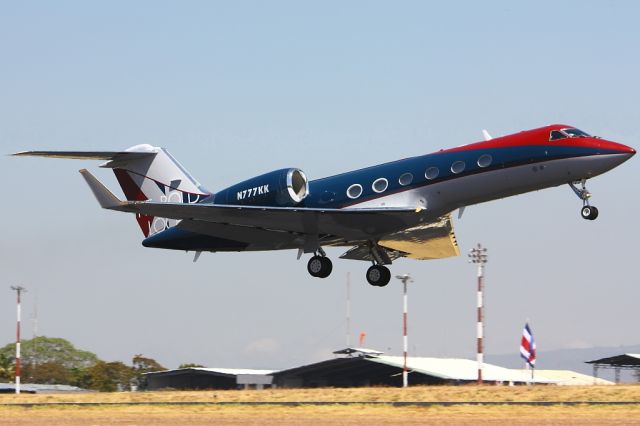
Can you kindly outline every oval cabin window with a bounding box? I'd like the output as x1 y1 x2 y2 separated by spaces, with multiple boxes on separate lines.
477 154 492 168
425 166 439 180
372 178 388 193
451 161 465 174
399 173 413 186
347 184 363 199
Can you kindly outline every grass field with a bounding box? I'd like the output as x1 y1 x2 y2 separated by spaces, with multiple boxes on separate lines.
1 385 639 425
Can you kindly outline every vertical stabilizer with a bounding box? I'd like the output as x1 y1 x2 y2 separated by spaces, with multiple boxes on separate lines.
101 145 211 237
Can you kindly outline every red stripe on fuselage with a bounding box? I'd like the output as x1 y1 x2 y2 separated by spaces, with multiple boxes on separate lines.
113 168 153 237
437 124 634 156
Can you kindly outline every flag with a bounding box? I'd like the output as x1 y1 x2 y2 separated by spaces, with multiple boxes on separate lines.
520 323 536 368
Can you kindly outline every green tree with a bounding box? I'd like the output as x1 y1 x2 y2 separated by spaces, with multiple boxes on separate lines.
0 336 98 370
0 353 14 381
132 354 165 390
22 361 71 385
82 361 135 392
178 363 205 369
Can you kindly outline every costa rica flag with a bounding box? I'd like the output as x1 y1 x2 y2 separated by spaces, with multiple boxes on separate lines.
520 323 536 368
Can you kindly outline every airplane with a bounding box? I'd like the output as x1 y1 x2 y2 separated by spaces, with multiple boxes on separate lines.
14 124 635 287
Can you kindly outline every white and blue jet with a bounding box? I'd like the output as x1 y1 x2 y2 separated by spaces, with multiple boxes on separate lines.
15 124 635 286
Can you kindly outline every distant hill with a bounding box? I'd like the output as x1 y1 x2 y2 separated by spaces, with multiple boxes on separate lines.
486 344 640 383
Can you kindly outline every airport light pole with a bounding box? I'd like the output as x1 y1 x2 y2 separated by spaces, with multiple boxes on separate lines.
395 274 413 388
10 286 26 394
346 272 351 347
468 244 488 385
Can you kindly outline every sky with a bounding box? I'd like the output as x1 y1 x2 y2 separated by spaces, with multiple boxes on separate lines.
0 1 638 370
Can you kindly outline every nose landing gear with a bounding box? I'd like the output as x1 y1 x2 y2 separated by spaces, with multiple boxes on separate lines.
569 179 599 220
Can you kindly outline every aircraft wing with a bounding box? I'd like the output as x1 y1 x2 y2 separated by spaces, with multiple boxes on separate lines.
80 169 459 258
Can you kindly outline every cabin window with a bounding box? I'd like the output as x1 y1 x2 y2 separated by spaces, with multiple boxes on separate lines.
347 184 363 199
399 172 413 186
425 166 439 180
549 130 567 141
451 161 465 174
372 178 388 193
477 154 492 168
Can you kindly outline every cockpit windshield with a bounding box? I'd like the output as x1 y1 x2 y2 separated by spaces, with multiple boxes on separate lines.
549 128 591 141
563 128 590 138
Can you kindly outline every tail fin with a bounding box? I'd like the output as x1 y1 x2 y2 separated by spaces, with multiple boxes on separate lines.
14 145 212 237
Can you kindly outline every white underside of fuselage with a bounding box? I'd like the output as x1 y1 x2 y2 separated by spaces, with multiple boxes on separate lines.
349 153 629 217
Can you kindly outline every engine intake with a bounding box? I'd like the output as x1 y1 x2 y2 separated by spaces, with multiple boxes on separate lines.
214 168 309 207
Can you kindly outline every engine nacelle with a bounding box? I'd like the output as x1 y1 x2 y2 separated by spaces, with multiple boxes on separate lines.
214 168 309 207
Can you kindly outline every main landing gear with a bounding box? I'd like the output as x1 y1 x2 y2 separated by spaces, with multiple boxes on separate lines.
307 249 333 278
366 264 391 287
307 254 391 287
569 179 598 220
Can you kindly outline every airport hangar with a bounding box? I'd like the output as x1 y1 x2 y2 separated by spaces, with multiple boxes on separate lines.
144 348 610 390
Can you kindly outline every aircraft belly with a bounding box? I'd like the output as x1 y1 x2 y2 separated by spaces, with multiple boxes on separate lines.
420 155 619 212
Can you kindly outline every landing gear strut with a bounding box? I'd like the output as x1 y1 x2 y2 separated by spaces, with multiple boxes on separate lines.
307 249 333 278
569 179 598 220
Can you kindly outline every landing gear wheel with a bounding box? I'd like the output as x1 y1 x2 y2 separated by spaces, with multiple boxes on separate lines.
366 265 391 287
581 205 599 221
307 255 333 278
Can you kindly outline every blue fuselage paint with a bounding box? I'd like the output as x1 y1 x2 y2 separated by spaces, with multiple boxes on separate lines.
142 126 635 252
302 145 620 209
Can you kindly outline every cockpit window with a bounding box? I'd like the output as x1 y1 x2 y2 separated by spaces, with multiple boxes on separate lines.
563 128 591 138
550 128 591 141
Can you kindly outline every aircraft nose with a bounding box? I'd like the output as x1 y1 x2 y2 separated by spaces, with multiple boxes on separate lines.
600 140 636 156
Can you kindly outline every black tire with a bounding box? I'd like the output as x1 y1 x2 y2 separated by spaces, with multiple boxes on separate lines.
581 205 599 220
307 256 333 278
366 265 391 287
307 256 323 277
316 257 333 278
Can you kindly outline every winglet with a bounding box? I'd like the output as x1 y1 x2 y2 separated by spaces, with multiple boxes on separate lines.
79 169 123 209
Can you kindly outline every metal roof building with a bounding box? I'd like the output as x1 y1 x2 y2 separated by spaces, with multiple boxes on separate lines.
586 353 640 383
272 349 612 387
145 367 275 390
0 383 90 394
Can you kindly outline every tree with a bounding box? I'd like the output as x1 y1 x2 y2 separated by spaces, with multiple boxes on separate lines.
0 353 14 381
132 354 165 390
178 363 205 369
0 336 98 370
22 361 71 385
82 361 135 392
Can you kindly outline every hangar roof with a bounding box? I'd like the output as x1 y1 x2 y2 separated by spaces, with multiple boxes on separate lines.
534 370 613 385
145 367 275 378
586 353 640 368
370 355 556 384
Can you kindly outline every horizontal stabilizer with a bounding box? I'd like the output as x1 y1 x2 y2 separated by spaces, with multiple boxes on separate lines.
79 169 123 209
13 150 155 161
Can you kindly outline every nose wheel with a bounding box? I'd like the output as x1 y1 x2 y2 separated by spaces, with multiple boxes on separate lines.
581 205 599 221
569 179 599 221
307 254 333 278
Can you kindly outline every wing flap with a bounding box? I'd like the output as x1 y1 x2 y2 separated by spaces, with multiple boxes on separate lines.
378 214 459 260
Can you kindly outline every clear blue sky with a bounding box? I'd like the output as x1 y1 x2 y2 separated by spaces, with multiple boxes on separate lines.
1 1 638 369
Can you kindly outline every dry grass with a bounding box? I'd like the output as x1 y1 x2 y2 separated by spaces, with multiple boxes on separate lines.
1 405 640 425
1 386 640 425
1 384 639 404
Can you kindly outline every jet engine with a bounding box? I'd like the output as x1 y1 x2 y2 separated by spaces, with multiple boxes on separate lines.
214 168 309 207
